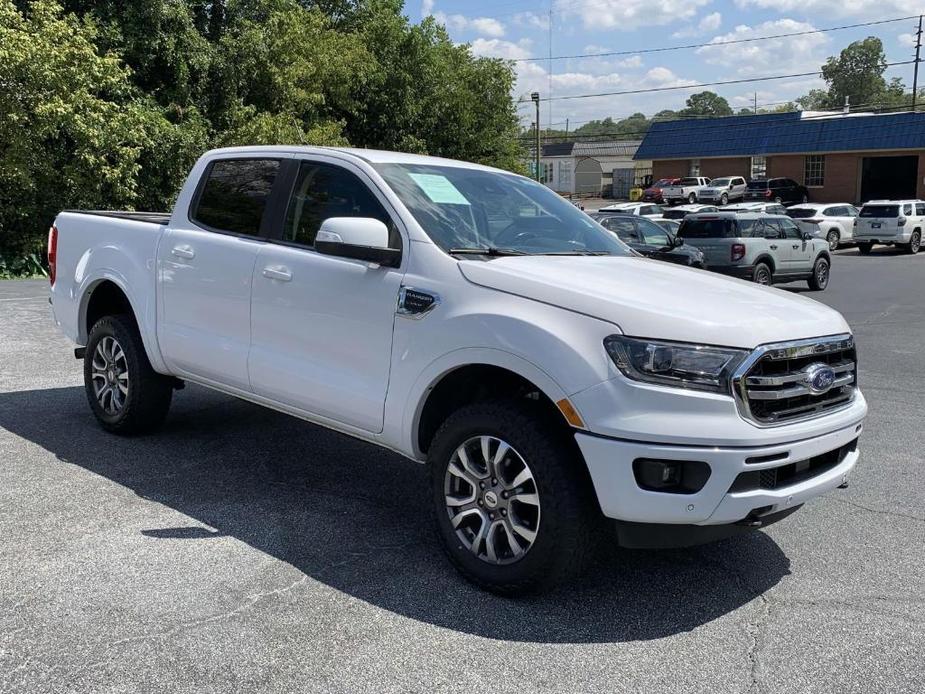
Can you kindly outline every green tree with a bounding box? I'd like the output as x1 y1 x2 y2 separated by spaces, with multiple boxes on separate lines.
819 37 895 109
680 91 733 117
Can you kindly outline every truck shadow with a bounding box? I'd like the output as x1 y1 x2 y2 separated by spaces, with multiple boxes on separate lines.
0 385 790 644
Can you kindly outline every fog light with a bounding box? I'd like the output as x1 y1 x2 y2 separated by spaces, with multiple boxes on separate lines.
633 458 711 494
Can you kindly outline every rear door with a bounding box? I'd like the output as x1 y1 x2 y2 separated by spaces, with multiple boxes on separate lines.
157 157 286 390
247 156 406 433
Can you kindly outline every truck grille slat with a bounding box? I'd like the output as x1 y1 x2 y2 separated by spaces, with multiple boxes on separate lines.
733 335 857 425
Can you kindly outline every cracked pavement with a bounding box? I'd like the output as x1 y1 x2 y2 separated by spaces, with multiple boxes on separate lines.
1 247 924 693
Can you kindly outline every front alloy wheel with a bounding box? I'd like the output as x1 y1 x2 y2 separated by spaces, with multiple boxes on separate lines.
444 436 540 565
826 229 840 251
90 336 129 415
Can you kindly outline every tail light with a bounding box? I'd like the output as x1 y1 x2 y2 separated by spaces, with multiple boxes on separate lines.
47 225 58 286
731 243 746 262
804 218 821 224
764 190 772 198
853 219 858 227
898 217 907 226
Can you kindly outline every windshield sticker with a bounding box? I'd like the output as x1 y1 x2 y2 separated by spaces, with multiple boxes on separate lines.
408 173 471 205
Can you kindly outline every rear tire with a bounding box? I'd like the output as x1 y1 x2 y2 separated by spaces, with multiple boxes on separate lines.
84 314 173 435
753 262 772 285
720 193 728 205
905 230 921 254
808 256 830 291
826 229 840 251
687 193 697 204
857 242 873 255
428 400 597 595
774 196 783 204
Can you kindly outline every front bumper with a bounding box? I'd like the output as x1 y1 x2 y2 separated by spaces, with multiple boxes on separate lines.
575 420 862 528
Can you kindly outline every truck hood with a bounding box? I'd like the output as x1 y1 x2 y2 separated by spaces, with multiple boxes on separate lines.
458 256 849 348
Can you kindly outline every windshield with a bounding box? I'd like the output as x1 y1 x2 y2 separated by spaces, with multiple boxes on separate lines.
374 163 631 256
860 204 900 218
786 208 817 219
708 178 731 186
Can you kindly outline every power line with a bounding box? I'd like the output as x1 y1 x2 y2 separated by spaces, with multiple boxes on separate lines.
513 15 918 62
517 61 915 103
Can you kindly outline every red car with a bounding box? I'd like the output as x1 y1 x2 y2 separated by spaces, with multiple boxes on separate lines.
641 177 681 203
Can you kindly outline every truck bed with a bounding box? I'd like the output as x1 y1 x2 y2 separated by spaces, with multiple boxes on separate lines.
62 210 171 225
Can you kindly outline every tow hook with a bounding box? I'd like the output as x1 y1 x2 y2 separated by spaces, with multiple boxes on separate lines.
74 346 86 360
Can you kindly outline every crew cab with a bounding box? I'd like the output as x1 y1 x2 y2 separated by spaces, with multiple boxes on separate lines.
853 200 923 254
48 146 867 595
663 176 711 204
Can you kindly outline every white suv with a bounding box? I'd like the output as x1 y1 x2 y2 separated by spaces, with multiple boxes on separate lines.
854 200 924 254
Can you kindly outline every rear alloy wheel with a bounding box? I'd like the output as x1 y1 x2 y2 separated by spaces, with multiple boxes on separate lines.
826 229 840 251
774 196 783 204
753 262 772 285
720 193 728 205
809 257 830 291
906 230 921 254
857 242 873 255
801 194 809 203
688 192 697 204
429 401 596 595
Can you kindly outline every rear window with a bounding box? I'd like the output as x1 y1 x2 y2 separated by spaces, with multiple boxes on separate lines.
661 209 689 220
786 208 817 219
860 205 900 218
678 218 737 239
192 159 280 235
747 180 769 190
678 177 701 185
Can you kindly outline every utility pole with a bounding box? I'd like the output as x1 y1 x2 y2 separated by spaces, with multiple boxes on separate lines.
754 92 758 114
565 118 569 139
531 92 541 182
548 7 553 137
913 15 923 112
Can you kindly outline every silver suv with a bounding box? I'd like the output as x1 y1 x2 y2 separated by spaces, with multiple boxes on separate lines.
678 212 832 290
698 176 748 205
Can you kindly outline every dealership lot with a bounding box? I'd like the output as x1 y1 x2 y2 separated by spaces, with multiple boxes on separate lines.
1 249 924 694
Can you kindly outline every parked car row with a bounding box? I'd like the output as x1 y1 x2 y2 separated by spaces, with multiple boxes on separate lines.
641 176 810 206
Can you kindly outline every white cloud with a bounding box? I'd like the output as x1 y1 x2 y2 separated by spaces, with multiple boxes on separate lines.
617 55 644 69
899 33 917 48
672 12 723 39
554 0 711 31
469 17 506 38
470 38 533 61
421 0 435 16
696 19 831 76
733 0 912 16
424 2 506 38
513 12 550 31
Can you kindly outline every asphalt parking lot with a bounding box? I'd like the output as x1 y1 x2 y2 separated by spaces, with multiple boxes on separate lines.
1 248 924 693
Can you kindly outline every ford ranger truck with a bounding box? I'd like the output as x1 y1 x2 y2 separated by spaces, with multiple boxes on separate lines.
48 147 867 595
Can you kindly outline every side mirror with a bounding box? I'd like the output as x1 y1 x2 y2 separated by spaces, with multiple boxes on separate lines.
672 236 684 246
801 231 813 241
316 217 401 268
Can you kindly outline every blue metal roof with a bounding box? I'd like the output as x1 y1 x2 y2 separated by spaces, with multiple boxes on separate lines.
634 111 925 160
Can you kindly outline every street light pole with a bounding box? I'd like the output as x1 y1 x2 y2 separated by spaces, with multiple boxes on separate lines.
531 92 541 182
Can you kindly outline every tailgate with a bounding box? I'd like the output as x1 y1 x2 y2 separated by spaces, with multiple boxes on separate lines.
855 218 898 237
685 239 731 265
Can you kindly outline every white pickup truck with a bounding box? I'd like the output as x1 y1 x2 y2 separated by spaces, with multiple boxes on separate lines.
48 146 867 594
662 176 712 205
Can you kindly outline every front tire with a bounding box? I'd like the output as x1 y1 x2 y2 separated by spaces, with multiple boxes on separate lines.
84 314 173 435
826 229 840 251
906 230 921 254
808 256 830 291
687 192 697 204
429 401 596 595
720 193 728 205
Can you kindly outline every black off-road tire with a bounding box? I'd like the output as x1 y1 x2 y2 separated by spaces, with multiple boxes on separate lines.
808 256 830 291
428 400 599 596
753 262 773 285
905 230 921 254
687 192 697 204
84 314 173 435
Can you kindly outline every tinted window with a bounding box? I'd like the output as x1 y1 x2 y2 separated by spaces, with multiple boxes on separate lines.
678 218 736 239
193 159 280 235
709 178 731 186
679 177 701 185
599 217 638 241
636 218 671 245
823 207 839 216
661 209 689 220
285 162 396 248
860 205 899 218
779 218 802 239
916 203 925 215
786 208 816 219
904 203 913 215
747 180 769 190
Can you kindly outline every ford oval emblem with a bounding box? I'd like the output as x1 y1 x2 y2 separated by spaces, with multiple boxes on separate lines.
804 363 837 394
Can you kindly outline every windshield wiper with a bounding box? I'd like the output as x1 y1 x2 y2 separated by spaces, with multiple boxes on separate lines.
448 246 528 257
540 250 612 256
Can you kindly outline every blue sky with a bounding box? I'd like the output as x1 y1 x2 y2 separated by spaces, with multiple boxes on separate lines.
413 1 924 129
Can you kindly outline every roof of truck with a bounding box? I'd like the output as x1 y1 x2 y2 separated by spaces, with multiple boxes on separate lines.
202 146 507 172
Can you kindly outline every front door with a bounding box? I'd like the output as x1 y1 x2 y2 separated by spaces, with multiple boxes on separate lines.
776 217 814 274
248 157 406 433
157 157 283 390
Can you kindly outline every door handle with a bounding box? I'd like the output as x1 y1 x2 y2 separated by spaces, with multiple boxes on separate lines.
171 245 195 259
792 244 800 249
769 245 778 250
262 266 292 282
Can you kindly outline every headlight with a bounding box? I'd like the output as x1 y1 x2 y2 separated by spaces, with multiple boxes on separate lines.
604 335 748 393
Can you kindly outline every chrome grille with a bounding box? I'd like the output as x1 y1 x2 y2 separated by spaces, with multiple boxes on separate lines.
733 335 857 425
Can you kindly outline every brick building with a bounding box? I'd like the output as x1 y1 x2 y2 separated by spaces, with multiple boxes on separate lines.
634 110 925 204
